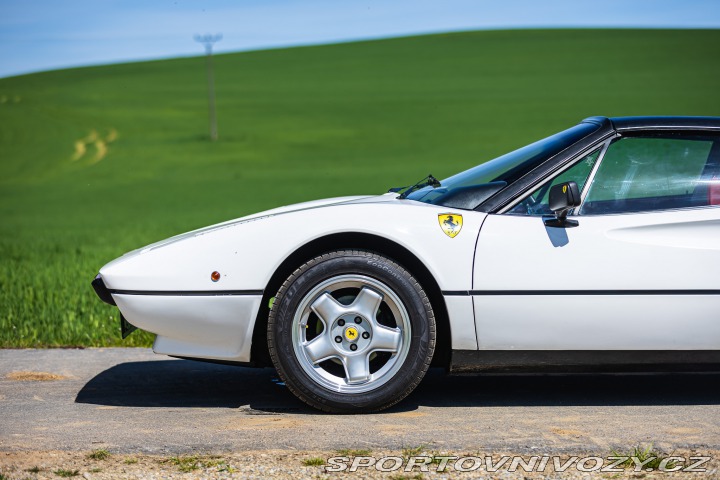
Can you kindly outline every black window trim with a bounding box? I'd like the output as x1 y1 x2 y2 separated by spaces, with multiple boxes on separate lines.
498 138 614 216
478 122 616 213
491 126 720 216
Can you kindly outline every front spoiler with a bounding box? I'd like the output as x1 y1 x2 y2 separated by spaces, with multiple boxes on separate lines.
91 274 137 338
119 313 138 339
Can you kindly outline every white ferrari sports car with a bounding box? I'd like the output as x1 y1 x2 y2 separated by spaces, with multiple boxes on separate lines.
93 116 720 412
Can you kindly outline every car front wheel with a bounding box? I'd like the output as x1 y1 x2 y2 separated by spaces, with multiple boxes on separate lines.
267 250 435 413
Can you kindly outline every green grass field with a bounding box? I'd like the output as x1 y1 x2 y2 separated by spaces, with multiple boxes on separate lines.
1 29 719 347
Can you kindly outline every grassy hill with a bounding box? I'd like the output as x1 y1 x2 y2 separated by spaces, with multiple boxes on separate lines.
1 28 719 347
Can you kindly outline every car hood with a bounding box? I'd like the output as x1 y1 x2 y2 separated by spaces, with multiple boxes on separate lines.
131 193 398 255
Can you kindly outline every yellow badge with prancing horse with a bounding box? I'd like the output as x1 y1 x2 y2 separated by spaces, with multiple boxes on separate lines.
344 326 359 341
438 213 463 238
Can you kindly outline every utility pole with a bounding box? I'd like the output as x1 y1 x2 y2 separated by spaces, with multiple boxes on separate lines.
194 33 222 141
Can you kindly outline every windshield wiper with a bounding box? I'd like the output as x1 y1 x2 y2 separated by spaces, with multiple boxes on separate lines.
393 174 441 199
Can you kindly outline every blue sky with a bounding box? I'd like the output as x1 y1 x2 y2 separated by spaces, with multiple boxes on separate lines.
1 0 718 78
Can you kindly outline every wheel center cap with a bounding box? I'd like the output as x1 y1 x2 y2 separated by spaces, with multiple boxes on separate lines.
344 326 359 342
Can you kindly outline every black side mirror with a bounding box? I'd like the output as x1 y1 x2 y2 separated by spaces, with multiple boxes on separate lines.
544 181 581 228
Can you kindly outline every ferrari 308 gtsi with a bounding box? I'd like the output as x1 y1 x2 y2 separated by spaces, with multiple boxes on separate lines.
93 116 720 412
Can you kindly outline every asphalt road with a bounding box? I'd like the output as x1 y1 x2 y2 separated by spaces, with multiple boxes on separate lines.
1 348 719 455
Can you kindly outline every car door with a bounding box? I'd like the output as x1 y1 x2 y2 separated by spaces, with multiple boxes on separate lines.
472 131 720 350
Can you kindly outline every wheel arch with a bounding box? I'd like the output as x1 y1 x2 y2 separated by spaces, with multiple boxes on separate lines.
251 232 452 369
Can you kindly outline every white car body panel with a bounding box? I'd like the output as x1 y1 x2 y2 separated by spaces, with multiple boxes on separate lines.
117 195 373 257
473 207 720 350
442 295 478 350
101 194 484 292
100 194 484 361
114 294 261 361
473 295 720 350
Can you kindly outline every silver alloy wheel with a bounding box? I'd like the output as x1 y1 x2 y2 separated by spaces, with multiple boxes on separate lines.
291 274 412 394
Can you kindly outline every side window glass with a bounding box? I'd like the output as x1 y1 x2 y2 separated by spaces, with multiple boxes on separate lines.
507 149 600 216
580 136 716 215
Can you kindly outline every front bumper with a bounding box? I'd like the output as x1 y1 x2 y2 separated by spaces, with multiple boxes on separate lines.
113 292 262 362
91 274 137 338
91 274 263 361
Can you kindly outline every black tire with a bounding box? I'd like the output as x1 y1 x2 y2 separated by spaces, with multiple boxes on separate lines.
267 250 435 413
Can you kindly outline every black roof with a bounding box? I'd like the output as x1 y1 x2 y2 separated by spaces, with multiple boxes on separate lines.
582 116 720 132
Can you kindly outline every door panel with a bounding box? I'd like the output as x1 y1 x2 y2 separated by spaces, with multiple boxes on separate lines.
472 208 720 350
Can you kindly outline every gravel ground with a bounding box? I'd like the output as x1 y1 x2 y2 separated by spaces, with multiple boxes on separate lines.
1 448 719 480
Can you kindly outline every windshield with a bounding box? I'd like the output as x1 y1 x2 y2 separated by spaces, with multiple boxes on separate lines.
404 122 599 208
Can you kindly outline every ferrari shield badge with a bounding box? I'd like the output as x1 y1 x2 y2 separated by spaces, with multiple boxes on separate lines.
438 213 463 238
